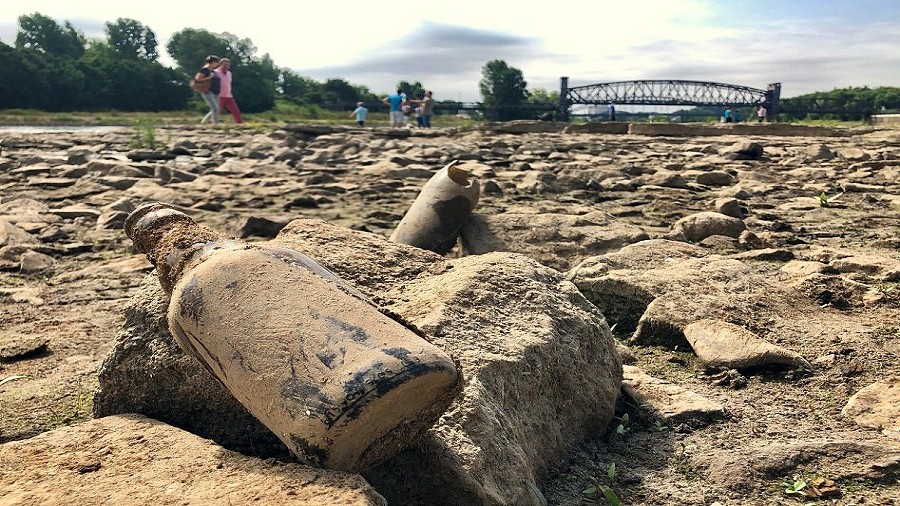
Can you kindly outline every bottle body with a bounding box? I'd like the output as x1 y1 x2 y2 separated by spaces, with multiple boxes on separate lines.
126 204 460 471
389 160 480 254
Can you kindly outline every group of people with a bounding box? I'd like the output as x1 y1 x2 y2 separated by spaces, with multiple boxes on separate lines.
376 88 435 129
193 54 243 125
723 105 768 123
348 89 435 129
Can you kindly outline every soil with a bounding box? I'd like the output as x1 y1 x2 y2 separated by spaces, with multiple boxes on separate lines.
1 122 899 505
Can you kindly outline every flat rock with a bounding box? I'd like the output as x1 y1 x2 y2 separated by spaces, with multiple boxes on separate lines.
703 439 900 492
0 332 49 360
0 414 386 505
622 365 725 426
683 319 811 370
668 211 746 242
842 379 900 435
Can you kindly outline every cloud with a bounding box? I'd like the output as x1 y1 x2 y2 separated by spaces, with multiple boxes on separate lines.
298 22 550 98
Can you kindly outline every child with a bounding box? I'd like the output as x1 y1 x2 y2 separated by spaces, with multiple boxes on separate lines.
350 102 368 127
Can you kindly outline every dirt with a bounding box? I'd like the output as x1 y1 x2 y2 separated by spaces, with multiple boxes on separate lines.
1 123 900 505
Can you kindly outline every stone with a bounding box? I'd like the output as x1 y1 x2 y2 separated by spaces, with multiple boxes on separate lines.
683 319 811 370
721 141 764 160
19 250 57 274
622 365 725 425
0 219 37 247
0 414 386 505
461 211 649 272
0 332 49 360
842 379 900 434
714 197 743 218
668 211 746 242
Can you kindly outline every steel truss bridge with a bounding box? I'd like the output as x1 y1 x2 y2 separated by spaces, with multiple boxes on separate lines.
558 77 782 121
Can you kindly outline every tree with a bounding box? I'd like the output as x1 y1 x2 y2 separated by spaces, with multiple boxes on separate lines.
479 60 529 121
398 80 425 100
528 88 560 105
16 13 85 58
106 18 158 61
166 28 229 72
320 78 361 108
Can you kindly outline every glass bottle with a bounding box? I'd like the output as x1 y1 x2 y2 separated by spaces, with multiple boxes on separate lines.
124 202 460 472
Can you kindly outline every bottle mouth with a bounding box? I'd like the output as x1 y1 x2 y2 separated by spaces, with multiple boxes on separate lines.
123 202 178 240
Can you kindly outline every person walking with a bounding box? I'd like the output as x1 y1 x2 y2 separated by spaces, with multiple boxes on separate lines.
382 89 406 129
215 58 243 124
351 102 368 127
195 55 221 125
757 104 767 123
607 102 616 121
723 107 733 123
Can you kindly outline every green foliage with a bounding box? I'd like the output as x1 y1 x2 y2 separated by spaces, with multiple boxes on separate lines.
398 80 426 100
130 119 164 149
106 18 158 61
16 13 85 58
479 59 530 120
615 413 631 436
780 86 900 121
528 88 559 105
783 479 807 496
582 470 622 506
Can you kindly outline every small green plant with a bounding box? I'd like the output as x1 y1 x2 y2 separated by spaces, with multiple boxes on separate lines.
818 191 844 207
654 419 669 432
671 443 698 482
615 413 631 436
130 119 163 149
48 381 92 428
784 479 807 496
582 464 621 505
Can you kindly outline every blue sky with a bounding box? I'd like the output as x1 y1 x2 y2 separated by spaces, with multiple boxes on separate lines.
1 0 897 102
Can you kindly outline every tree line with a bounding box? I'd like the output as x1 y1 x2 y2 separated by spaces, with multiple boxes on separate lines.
4 13 892 121
0 13 559 120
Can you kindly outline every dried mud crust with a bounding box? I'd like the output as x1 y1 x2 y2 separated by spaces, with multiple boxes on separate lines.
1 126 899 505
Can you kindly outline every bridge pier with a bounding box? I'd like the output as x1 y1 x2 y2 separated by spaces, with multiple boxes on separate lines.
559 76 570 122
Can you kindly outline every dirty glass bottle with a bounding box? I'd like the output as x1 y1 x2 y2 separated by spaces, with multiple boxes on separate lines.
389 160 480 254
124 202 460 472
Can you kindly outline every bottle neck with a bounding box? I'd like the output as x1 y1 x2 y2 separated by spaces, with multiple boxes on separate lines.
125 204 224 293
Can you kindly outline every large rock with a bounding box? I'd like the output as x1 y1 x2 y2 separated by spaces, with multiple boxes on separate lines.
0 414 386 505
95 218 623 505
567 239 824 350
461 211 649 272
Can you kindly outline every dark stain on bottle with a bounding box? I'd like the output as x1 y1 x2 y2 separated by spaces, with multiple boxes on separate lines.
178 275 204 324
316 349 337 368
288 433 328 467
306 306 372 344
428 195 474 253
170 319 228 383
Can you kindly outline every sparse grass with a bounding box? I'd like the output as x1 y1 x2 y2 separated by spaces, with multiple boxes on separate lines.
47 381 92 429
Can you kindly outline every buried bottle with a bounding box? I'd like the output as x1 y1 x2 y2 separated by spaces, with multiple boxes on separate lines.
389 160 480 254
124 203 460 472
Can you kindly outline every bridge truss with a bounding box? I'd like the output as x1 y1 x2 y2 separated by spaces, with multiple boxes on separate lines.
559 78 781 120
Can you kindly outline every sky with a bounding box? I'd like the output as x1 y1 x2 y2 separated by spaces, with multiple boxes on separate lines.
0 0 897 103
